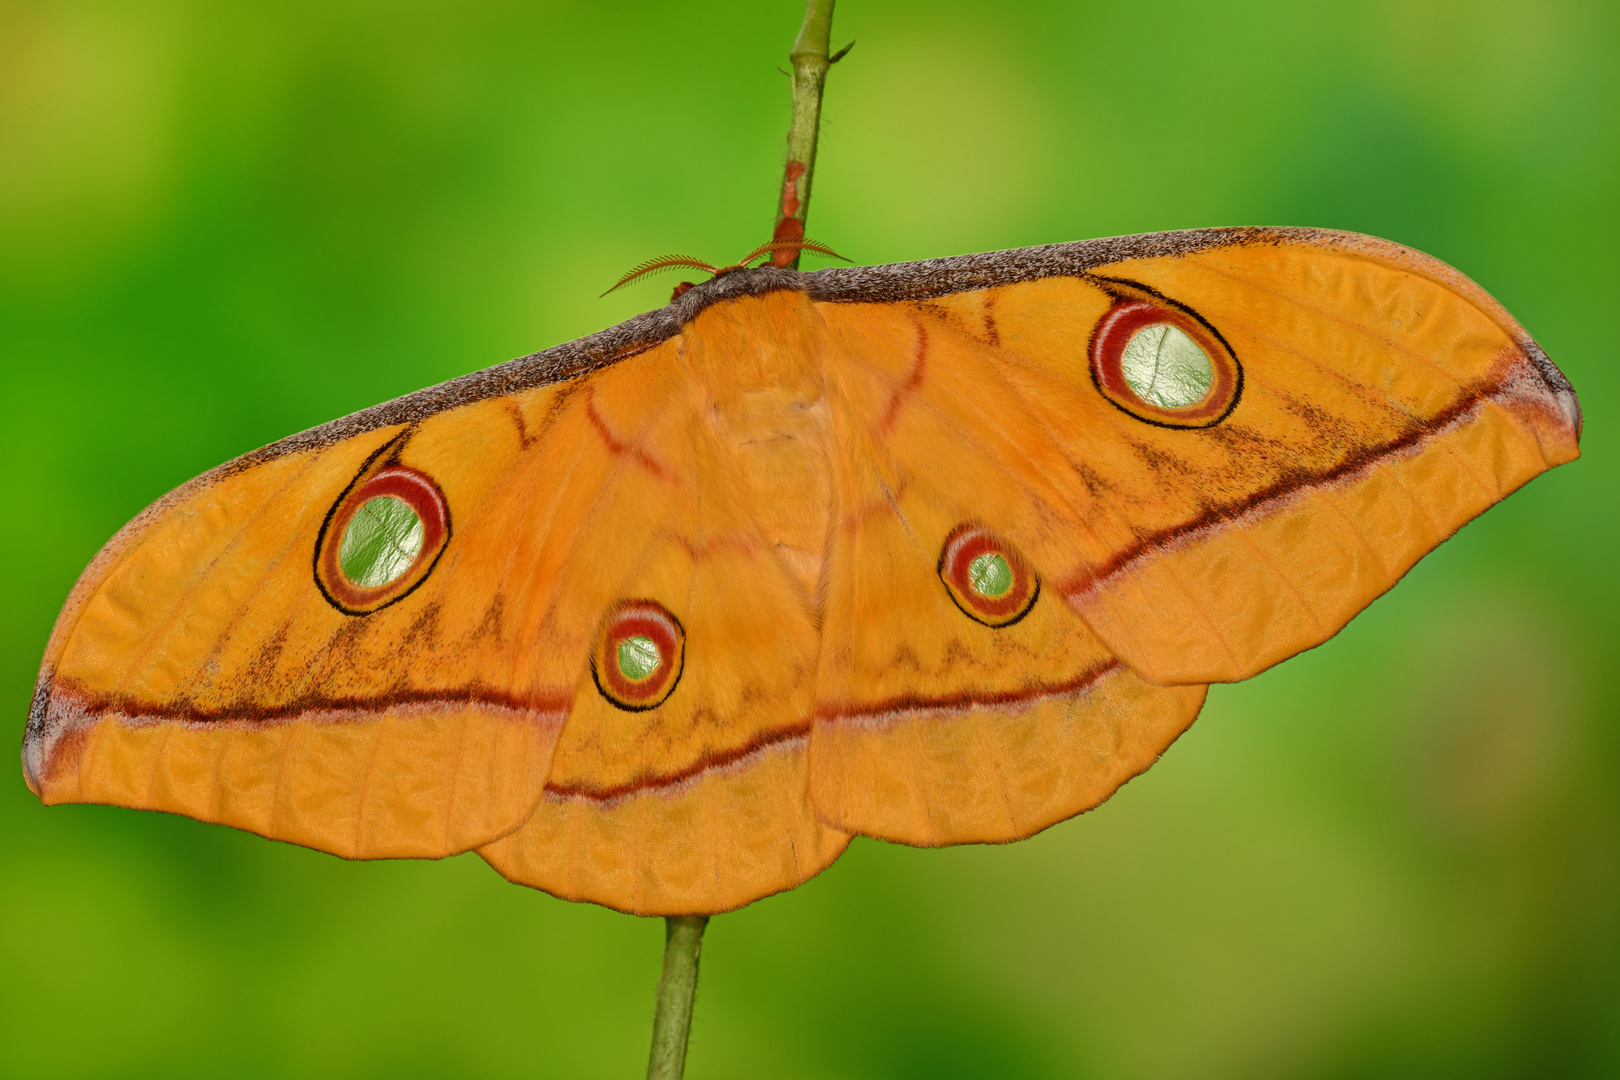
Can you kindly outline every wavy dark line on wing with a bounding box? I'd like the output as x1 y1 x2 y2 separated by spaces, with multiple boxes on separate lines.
542 720 813 804
814 660 1120 726
33 675 570 727
1061 364 1522 596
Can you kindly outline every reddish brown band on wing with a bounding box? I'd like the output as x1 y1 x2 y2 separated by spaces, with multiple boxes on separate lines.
548 661 1123 806
1060 366 1518 597
815 659 1119 726
23 672 569 793
544 721 811 804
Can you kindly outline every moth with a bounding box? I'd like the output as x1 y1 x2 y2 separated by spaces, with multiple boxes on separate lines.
23 228 1581 916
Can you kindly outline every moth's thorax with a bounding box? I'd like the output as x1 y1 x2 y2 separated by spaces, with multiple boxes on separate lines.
682 291 832 610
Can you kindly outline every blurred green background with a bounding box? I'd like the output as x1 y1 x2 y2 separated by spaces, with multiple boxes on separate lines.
2 1 1616 1076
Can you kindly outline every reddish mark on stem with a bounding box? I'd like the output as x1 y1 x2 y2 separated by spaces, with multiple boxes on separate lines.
780 161 807 217
773 162 809 268
771 217 805 269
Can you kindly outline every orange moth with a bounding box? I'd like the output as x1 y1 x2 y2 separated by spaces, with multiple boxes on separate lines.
22 227 1581 916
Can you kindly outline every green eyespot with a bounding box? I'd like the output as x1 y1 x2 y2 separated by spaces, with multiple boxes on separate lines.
338 496 425 588
939 525 1039 628
315 459 450 615
617 635 662 681
1119 322 1213 409
967 552 1013 598
594 601 685 711
1089 297 1241 429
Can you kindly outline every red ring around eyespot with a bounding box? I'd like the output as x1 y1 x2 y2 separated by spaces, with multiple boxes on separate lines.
315 464 450 615
1089 300 1241 428
593 601 685 711
938 525 1038 628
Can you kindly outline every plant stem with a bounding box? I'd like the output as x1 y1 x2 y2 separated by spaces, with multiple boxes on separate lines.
646 915 710 1080
771 0 846 268
644 9 840 1069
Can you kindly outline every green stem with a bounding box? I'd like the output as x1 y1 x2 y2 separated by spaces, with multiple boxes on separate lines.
646 915 710 1080
770 0 846 268
643 10 841 1072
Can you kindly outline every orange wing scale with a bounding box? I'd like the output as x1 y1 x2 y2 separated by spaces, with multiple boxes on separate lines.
483 312 849 913
24 230 1580 914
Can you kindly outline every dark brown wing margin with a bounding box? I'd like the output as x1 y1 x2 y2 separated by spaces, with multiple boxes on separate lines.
204 226 1580 477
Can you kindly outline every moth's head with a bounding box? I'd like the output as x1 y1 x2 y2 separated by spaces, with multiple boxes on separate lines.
602 238 849 303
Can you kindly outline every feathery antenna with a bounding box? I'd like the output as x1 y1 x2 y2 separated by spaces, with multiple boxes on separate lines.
603 240 849 299
601 256 722 297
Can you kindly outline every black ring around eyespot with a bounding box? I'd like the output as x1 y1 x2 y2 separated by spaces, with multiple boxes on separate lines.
1084 277 1244 430
937 525 1039 628
313 436 451 616
591 600 686 712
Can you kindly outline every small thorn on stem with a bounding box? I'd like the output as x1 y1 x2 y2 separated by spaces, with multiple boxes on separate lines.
772 0 839 271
